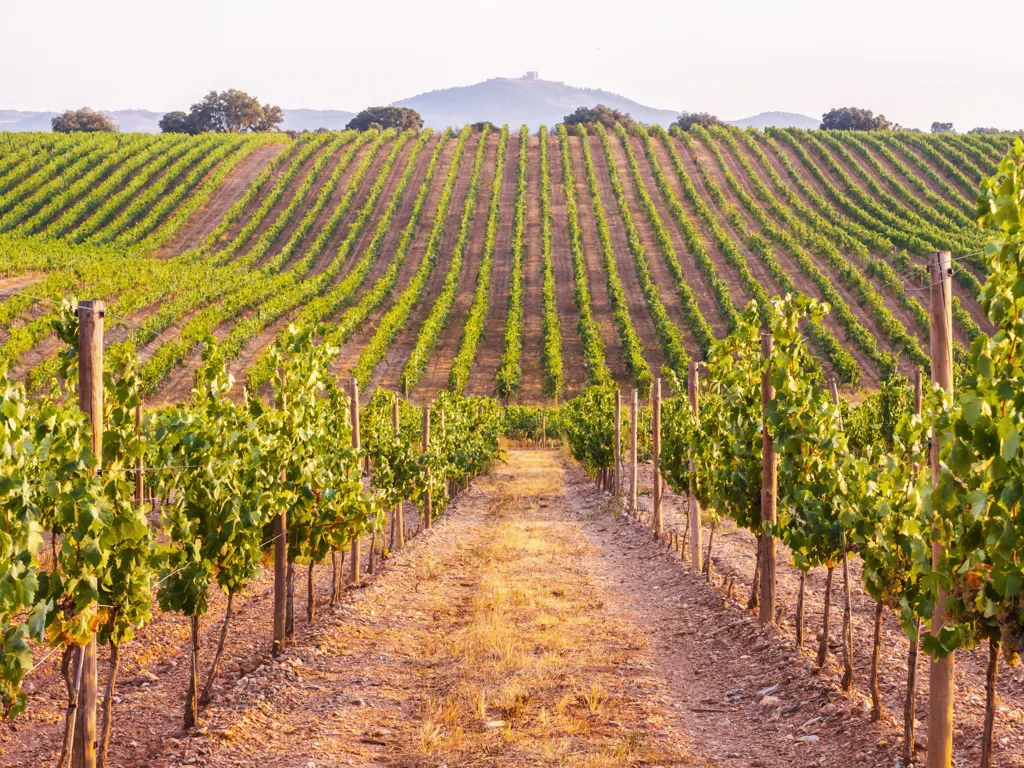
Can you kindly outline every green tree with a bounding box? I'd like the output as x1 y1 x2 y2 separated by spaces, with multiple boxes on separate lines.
161 90 283 134
674 111 723 130
563 104 638 130
820 107 893 131
157 111 197 134
346 106 423 132
931 121 955 133
51 108 118 133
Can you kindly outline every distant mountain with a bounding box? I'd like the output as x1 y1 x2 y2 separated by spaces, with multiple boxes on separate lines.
108 110 165 133
0 108 356 134
279 109 356 132
0 109 165 133
726 111 819 130
391 75 680 129
0 110 58 131
0 82 819 134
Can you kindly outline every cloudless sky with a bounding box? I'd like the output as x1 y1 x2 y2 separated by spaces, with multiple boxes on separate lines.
2 0 1020 131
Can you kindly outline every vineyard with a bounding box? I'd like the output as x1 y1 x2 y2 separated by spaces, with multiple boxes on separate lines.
0 127 1011 400
0 124 1023 768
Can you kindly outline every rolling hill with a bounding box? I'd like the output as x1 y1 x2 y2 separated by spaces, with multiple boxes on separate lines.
0 124 1003 403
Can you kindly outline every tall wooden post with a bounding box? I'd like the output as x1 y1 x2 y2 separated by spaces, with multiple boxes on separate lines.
541 411 547 448
614 391 622 505
927 251 954 768
652 378 662 536
422 404 432 530
393 396 404 548
350 379 361 586
688 362 702 571
629 389 638 516
74 300 103 768
758 331 777 626
272 508 287 656
906 364 924 765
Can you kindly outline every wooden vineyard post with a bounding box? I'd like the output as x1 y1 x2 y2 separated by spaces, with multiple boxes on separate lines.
614 391 622 505
630 388 638 517
541 411 546 448
758 331 776 627
927 251 954 768
422 404 432 531
393 396 404 549
272 507 287 656
73 300 103 768
350 379 361 587
652 378 662 537
688 362 702 571
905 364 924 766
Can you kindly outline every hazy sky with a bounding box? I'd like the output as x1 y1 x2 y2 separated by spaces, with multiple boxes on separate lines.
3 0 1020 131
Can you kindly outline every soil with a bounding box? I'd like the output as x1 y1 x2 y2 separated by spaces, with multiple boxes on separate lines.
626 135 731 341
330 136 456 387
154 143 285 259
685 134 891 387
462 133 517 399
7 449 1020 767
721 134 948 344
565 134 632 389
366 133 481 395
604 132 703 360
765 137 993 335
544 133 590 398
648 135 753 316
415 131 498 400
518 133 547 403
585 132 670 377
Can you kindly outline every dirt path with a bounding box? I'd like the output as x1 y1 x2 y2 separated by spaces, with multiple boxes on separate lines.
5 449 1023 767
519 133 547 403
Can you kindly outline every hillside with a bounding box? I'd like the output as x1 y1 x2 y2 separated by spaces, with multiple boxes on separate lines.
0 108 357 134
0 125 1005 403
392 75 680 128
279 108 356 132
0 123 1021 768
727 110 820 129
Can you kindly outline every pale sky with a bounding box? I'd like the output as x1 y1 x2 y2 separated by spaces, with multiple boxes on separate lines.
2 0 1020 131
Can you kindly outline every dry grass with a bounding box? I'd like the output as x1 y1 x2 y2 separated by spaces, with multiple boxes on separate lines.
397 450 687 767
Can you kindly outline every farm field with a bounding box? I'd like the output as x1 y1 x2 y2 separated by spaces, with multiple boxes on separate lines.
2 122 1023 768
0 126 1009 404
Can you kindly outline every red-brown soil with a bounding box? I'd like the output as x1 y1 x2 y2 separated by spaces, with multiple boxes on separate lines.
462 133 517 399
543 133 590 398
415 132 498 400
154 143 284 259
